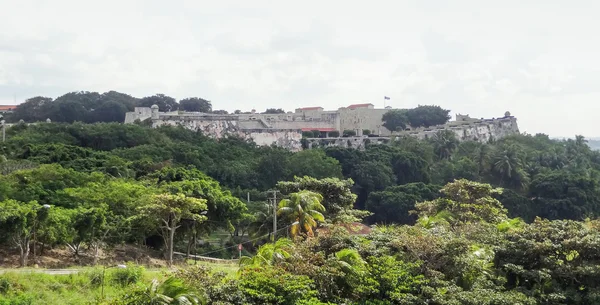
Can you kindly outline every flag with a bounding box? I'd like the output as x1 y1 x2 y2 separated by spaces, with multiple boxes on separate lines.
384 96 390 100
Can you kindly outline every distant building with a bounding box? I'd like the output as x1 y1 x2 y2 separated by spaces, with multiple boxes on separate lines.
0 105 18 113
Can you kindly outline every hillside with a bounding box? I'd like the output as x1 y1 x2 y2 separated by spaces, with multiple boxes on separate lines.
1 122 600 303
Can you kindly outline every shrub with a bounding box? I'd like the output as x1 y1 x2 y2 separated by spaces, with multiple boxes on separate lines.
328 131 340 138
239 267 319 305
302 131 315 138
110 264 145 287
343 130 356 137
362 129 371 136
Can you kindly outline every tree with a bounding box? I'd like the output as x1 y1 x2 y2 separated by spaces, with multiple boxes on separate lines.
366 183 440 224
0 200 46 266
431 130 459 160
179 97 212 112
9 96 53 122
138 94 179 112
240 238 293 266
277 191 325 238
137 193 207 266
405 105 451 127
350 160 396 209
277 176 357 218
391 150 431 184
262 108 285 114
211 110 228 114
491 143 529 189
414 179 508 226
382 110 409 132
287 150 343 180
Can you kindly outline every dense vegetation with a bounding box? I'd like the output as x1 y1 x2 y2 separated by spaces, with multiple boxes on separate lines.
1 113 600 303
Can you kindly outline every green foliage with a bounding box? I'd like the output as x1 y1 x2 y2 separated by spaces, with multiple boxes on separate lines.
382 110 408 132
405 105 451 128
111 264 145 287
239 267 318 305
278 191 325 237
343 130 357 137
328 130 340 138
366 183 441 224
179 97 212 112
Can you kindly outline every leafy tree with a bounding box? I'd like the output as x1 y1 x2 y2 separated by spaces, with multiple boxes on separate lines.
287 150 343 180
278 191 325 238
382 109 409 131
138 94 179 112
366 183 440 224
179 97 212 112
391 150 431 184
431 130 459 160
405 105 451 127
211 110 228 114
277 177 357 218
136 193 207 266
529 170 600 220
414 179 508 226
0 200 47 266
262 108 285 114
342 130 357 137
350 160 395 209
9 96 53 122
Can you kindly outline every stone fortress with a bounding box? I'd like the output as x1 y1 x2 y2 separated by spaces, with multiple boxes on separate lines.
124 104 519 151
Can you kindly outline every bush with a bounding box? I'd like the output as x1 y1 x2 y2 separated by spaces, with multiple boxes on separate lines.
110 264 145 287
328 131 340 138
302 131 315 138
343 130 356 137
362 129 371 136
85 268 104 288
239 267 319 305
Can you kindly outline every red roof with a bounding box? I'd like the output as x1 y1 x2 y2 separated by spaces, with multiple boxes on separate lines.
347 103 373 109
301 128 336 132
296 106 323 111
0 105 17 111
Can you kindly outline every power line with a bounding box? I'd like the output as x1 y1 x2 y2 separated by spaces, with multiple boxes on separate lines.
192 225 290 257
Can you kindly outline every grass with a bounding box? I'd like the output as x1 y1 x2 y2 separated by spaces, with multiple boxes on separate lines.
0 262 234 304
185 260 239 277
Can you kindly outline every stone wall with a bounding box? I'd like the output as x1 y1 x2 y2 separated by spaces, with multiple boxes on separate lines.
403 116 519 142
147 113 303 151
304 116 520 150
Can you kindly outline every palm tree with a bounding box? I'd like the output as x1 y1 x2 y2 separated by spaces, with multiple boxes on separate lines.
432 130 459 160
132 277 204 305
492 144 529 189
334 249 365 274
239 238 292 267
277 191 325 238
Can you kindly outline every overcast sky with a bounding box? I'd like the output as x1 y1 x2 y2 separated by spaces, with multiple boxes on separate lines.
1 0 598 137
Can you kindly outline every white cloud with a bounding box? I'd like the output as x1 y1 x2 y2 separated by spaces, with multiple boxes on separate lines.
0 0 599 136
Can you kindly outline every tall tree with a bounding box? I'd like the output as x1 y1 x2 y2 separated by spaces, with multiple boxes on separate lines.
431 130 459 160
382 110 409 132
9 96 53 122
179 97 212 112
405 105 451 127
138 94 179 112
137 193 207 266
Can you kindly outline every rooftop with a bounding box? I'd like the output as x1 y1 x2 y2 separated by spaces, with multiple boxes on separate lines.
296 106 324 111
347 103 374 109
0 105 18 111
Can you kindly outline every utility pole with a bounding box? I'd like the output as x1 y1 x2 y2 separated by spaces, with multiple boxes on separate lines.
267 190 280 241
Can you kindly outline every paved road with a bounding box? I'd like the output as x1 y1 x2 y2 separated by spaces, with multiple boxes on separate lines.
0 269 81 274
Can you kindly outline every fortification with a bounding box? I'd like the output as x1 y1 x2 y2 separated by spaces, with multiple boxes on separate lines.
124 106 519 150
